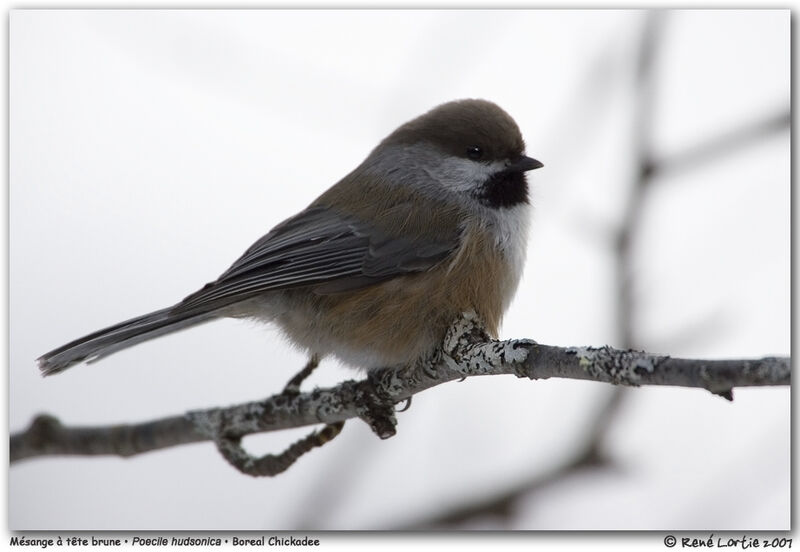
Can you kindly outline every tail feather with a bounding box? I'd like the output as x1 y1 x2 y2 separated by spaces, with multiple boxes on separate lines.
37 306 218 376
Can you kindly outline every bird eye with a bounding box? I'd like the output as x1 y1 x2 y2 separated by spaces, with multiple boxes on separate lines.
466 146 483 160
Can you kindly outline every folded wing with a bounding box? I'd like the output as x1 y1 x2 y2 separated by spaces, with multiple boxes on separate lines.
174 204 458 313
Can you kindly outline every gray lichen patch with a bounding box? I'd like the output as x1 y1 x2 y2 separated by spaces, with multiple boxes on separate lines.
186 396 294 439
743 357 792 384
568 346 667 386
310 388 348 422
494 338 535 365
441 311 534 377
185 409 223 439
442 311 488 356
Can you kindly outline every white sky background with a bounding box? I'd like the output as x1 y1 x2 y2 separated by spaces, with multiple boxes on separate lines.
9 10 789 530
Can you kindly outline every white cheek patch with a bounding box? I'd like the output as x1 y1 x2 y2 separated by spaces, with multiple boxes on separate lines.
425 157 508 194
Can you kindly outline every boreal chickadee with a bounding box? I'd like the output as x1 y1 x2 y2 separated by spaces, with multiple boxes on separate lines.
38 99 543 375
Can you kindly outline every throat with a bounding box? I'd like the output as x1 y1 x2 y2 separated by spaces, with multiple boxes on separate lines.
476 171 529 208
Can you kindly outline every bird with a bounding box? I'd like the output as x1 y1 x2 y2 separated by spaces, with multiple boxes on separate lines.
38 99 543 377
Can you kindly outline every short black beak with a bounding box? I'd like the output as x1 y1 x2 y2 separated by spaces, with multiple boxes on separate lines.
508 156 544 173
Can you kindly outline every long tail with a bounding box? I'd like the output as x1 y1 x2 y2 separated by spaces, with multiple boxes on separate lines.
37 306 218 376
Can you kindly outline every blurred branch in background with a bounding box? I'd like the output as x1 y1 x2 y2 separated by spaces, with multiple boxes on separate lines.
397 390 623 531
617 11 664 350
652 110 790 179
396 385 627 530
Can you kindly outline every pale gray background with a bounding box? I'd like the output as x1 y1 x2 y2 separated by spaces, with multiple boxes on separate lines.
10 10 789 530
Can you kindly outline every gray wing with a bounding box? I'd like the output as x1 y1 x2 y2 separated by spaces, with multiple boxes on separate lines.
174 205 457 313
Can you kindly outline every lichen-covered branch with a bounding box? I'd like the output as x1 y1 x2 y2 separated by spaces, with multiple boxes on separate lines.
11 312 790 470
